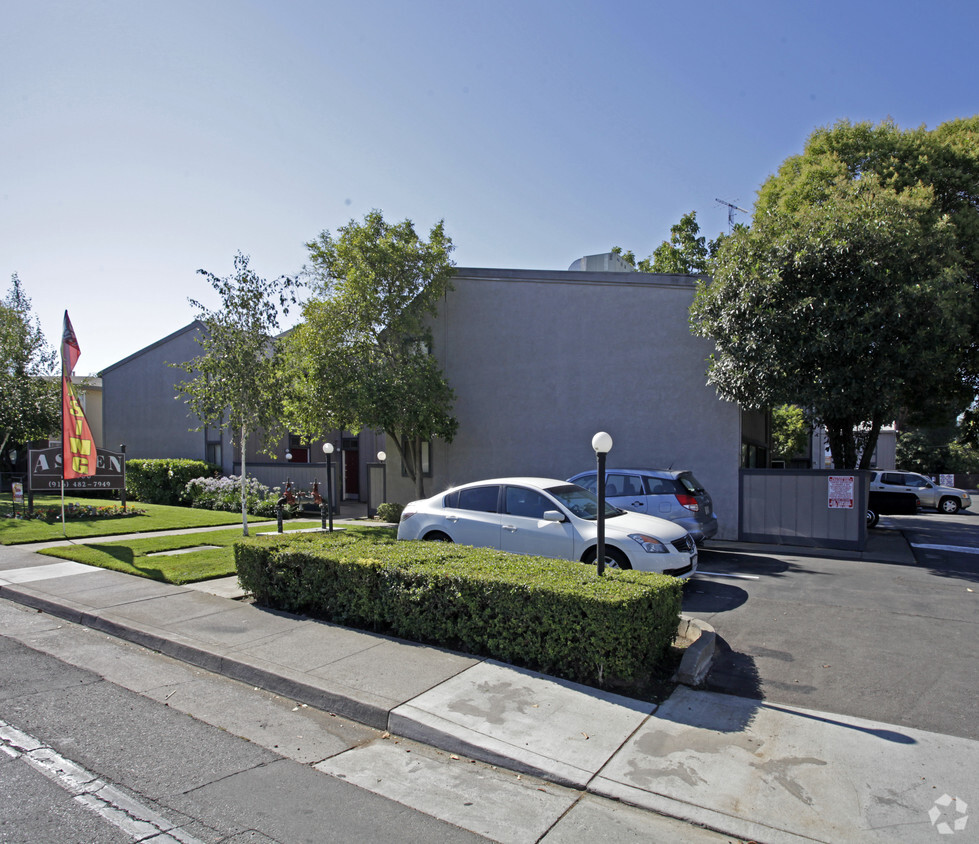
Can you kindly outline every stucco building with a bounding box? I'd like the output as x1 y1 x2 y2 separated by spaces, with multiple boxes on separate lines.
100 257 759 538
385 262 746 539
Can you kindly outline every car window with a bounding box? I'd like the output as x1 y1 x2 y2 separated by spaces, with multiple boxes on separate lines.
677 472 706 493
903 474 930 488
574 474 598 493
504 487 552 519
454 485 500 512
880 473 904 486
545 484 622 520
607 473 643 497
645 476 676 495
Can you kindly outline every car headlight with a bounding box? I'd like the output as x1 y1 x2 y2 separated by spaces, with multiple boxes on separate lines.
629 533 668 554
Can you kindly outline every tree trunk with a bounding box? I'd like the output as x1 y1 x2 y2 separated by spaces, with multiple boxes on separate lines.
413 436 426 500
240 424 249 537
825 418 858 469
857 415 884 471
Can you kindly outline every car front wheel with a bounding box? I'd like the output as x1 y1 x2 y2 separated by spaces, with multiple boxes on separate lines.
583 547 632 570
939 497 960 514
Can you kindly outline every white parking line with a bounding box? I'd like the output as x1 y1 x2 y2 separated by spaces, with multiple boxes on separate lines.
695 570 760 580
0 719 204 843
911 543 979 556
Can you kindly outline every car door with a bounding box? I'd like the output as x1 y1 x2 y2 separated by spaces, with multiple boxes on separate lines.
604 472 648 514
644 475 680 518
878 472 925 507
500 485 575 560
443 485 502 549
902 473 937 507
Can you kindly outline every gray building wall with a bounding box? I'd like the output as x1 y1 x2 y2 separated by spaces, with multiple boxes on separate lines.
385 267 742 539
100 321 232 472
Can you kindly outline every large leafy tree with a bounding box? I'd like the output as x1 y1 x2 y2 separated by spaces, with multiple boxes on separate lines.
284 210 457 499
175 254 297 534
0 274 60 470
690 118 977 469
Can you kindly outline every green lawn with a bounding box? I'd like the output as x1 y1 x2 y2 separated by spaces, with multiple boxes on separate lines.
0 496 266 545
35 523 392 584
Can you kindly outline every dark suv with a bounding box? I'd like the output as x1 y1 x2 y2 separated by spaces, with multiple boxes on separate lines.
567 468 718 543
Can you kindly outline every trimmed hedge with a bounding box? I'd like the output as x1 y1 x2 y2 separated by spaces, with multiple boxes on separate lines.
236 532 682 689
126 459 219 505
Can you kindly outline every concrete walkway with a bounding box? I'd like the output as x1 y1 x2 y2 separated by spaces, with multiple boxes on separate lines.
1 526 975 843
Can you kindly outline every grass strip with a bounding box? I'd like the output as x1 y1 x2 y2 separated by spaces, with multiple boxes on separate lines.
36 523 390 584
1 496 268 545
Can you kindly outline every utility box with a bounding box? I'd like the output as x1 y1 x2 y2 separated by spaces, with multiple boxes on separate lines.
739 469 870 551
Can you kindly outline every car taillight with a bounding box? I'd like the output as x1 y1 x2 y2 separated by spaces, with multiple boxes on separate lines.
675 493 699 512
400 509 415 522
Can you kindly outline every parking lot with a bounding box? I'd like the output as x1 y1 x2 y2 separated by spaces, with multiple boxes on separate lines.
685 509 979 741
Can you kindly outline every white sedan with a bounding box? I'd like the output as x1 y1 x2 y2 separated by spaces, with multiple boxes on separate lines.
397 477 697 577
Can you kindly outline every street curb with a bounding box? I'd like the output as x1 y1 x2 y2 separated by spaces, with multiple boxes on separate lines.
675 615 716 686
0 582 396 730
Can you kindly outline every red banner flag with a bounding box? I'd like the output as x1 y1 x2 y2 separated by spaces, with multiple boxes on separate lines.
62 312 97 479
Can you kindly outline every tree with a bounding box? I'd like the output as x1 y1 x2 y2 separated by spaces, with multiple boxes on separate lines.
771 404 810 464
0 274 60 470
284 210 457 499
897 424 979 474
175 254 297 535
613 211 721 275
690 118 977 469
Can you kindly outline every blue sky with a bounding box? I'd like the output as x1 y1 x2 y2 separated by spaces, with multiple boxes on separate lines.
4 0 977 374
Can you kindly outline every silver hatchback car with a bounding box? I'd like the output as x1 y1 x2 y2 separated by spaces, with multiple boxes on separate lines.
567 468 718 543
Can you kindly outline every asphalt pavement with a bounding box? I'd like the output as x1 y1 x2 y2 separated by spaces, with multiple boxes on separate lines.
1 522 977 843
688 516 979 742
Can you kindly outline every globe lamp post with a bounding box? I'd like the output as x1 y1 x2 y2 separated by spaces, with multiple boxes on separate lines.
322 442 335 532
592 431 613 576
377 450 387 508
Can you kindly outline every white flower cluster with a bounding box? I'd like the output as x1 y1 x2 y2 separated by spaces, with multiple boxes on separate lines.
183 475 272 512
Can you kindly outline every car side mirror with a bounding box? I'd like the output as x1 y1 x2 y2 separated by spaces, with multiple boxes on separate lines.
543 510 564 523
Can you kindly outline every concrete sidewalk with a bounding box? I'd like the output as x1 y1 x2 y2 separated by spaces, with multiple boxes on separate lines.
1 531 975 843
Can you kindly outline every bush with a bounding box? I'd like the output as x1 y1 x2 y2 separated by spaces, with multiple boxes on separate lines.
126 459 219 505
235 533 683 689
375 502 404 523
183 474 271 512
4 503 146 522
182 475 307 519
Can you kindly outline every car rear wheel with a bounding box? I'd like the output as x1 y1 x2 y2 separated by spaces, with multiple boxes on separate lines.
939 497 960 514
866 509 880 529
423 531 453 542
583 547 632 570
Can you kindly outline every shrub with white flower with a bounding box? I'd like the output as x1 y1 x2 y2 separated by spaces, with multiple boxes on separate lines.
183 475 271 513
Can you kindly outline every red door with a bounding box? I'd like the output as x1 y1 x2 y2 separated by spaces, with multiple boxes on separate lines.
344 447 359 497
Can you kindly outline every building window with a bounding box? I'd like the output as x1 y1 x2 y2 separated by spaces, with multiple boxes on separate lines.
205 426 222 468
287 434 310 464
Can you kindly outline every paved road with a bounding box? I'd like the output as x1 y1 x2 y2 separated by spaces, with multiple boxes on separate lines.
0 619 487 844
685 510 979 742
891 509 979 580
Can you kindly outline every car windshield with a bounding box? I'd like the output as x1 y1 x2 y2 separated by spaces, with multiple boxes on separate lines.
546 483 624 520
678 472 706 494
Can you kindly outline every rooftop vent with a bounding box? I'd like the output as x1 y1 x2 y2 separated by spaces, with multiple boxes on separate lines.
568 252 635 273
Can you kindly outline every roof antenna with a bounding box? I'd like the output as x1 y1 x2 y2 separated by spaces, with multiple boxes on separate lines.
716 198 749 233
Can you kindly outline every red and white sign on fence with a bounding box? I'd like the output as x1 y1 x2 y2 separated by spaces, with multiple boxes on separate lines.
828 475 855 510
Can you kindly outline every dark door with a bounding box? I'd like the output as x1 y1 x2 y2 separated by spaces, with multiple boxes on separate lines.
344 447 359 497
